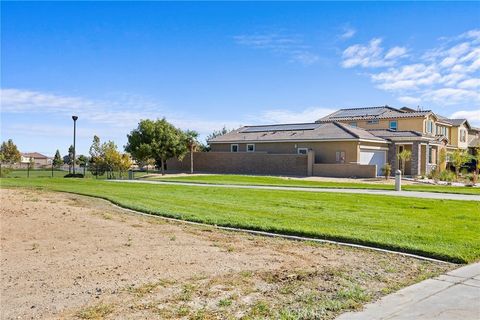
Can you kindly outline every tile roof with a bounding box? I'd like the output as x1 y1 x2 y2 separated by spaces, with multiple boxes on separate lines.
317 106 432 122
208 122 386 143
21 152 48 159
367 129 424 139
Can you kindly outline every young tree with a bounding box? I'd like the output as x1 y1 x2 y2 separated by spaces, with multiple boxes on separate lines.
88 135 105 177
65 145 75 173
397 149 412 175
451 149 471 180
0 139 21 165
102 141 122 179
53 150 63 168
125 118 187 175
118 153 133 178
77 155 89 175
184 130 199 174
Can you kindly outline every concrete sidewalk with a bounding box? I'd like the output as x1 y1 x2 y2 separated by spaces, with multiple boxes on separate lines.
112 180 480 201
337 263 480 320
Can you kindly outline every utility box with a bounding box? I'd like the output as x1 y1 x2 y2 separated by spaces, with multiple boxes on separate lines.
128 170 134 180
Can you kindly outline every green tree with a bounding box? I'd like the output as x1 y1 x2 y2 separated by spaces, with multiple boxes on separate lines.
64 145 75 173
184 130 199 174
53 150 63 168
397 149 412 175
451 149 471 180
205 126 230 151
102 141 122 179
0 139 21 165
125 118 187 175
88 135 105 177
118 153 133 178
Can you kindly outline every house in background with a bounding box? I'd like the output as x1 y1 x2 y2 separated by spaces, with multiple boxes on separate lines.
21 152 51 167
169 105 477 178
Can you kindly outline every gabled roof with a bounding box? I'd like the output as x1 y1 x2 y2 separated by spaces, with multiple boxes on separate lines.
317 106 433 123
21 152 48 159
208 122 387 143
436 115 471 128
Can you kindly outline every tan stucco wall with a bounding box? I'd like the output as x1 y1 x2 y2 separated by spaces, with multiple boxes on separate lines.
210 140 374 164
450 124 469 149
338 117 426 132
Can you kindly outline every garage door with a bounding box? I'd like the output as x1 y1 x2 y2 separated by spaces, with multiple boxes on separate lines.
360 150 386 176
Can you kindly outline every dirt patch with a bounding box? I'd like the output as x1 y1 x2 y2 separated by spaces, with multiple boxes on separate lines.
0 188 451 319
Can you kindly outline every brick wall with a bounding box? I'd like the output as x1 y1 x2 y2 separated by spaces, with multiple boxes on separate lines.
167 152 309 176
312 163 377 178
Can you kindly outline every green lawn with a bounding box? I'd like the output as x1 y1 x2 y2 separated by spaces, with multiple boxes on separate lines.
144 174 480 195
2 178 479 263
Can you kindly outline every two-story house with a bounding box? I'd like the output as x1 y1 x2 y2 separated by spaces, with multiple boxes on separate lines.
208 106 476 178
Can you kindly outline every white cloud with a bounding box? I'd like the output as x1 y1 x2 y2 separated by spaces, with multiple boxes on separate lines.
258 107 336 124
340 27 356 40
398 96 421 105
342 29 480 108
450 109 480 126
342 38 407 68
234 32 319 65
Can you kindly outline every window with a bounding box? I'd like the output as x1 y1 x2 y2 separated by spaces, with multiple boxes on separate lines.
389 121 398 131
246 144 255 152
428 146 433 164
349 122 357 127
367 119 379 125
297 148 308 155
399 145 404 153
425 120 435 134
230 144 238 152
460 130 467 142
335 151 346 164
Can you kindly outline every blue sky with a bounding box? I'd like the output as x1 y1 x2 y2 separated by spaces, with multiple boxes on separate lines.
1 1 479 156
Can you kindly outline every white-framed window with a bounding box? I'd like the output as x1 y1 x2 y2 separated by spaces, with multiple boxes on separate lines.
460 129 467 142
367 119 379 125
425 120 435 134
335 151 346 164
349 122 357 127
230 144 238 152
246 144 255 152
389 121 398 131
428 146 433 164
297 148 309 155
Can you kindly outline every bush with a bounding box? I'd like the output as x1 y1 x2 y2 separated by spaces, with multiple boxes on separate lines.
64 173 84 178
381 163 391 179
439 170 455 182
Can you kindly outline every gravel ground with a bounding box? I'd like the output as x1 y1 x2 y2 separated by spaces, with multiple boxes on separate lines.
0 188 451 319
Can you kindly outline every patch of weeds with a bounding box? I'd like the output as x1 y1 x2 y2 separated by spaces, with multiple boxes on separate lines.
240 270 253 278
176 305 190 317
76 303 114 319
179 283 196 301
247 300 272 318
225 245 235 252
218 297 233 307
170 235 176 241
30 243 39 251
279 306 327 320
101 213 113 220
131 223 143 228
190 308 218 320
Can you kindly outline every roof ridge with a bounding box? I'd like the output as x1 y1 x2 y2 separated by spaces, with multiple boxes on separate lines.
242 122 317 128
333 121 360 139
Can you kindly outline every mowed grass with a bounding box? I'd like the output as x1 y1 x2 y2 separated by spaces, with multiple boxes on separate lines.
145 174 480 195
4 169 149 179
1 178 479 263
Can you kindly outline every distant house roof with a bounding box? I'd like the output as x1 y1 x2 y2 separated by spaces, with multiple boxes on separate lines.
469 137 480 148
317 106 433 123
435 115 471 128
366 129 423 139
208 122 387 143
21 152 48 159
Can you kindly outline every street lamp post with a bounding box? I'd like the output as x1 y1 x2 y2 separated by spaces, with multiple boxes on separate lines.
72 116 78 175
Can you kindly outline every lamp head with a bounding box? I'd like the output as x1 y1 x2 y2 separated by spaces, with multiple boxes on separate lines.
72 116 78 121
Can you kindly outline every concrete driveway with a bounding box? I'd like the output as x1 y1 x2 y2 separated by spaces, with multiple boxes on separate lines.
336 263 480 320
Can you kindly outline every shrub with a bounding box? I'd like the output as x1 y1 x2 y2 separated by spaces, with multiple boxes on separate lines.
381 163 391 179
64 173 84 178
439 170 455 182
428 167 440 183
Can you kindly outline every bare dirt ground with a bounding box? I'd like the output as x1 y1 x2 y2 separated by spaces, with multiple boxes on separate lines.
0 188 451 320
